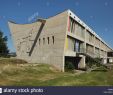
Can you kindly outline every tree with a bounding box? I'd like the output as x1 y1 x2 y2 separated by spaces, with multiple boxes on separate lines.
0 30 9 56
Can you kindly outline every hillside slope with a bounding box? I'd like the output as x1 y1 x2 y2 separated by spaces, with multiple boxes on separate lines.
0 58 113 86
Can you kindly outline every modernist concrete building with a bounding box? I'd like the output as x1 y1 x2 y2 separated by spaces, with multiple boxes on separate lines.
8 10 113 71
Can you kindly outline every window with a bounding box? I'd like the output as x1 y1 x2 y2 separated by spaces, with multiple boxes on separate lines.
47 37 49 44
74 40 80 52
89 32 93 41
69 17 79 34
43 38 45 44
70 19 73 33
87 30 93 42
52 36 54 44
70 17 75 33
80 25 84 37
39 38 41 45
67 37 74 51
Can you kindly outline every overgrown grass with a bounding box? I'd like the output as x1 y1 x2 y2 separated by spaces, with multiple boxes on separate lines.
0 58 113 86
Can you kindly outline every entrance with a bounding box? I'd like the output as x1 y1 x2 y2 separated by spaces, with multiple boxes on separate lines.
65 56 81 70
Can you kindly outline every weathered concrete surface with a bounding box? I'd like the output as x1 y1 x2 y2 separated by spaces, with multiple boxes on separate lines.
8 10 113 71
8 11 68 71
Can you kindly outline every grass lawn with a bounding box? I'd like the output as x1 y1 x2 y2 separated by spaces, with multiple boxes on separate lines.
0 58 113 86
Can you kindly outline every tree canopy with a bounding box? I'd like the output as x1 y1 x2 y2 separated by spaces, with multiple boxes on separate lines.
0 30 9 56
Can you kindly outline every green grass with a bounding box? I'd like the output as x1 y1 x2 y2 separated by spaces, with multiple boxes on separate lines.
0 58 113 86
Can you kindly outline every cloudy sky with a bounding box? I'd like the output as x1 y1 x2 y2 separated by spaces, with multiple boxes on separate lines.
0 0 113 52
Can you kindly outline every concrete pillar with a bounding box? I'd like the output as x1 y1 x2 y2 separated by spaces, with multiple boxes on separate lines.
62 56 65 72
93 36 96 58
99 40 101 58
83 43 86 53
93 46 95 58
109 58 113 63
78 55 86 69
102 58 107 64
84 29 86 53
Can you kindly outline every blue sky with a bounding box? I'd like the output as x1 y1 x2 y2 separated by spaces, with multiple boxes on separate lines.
0 0 113 52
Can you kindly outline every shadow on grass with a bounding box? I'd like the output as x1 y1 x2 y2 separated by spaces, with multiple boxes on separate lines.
91 69 107 72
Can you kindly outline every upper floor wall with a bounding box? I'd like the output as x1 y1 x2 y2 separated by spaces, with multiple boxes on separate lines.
66 10 113 52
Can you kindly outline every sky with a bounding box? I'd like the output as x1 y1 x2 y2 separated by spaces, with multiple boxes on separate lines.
0 0 113 52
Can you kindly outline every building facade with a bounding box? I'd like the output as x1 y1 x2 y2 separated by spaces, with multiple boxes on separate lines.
8 10 113 71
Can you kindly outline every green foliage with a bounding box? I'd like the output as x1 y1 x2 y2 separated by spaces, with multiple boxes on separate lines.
86 57 102 68
0 58 113 86
92 66 108 72
0 30 9 56
0 58 27 64
65 61 75 71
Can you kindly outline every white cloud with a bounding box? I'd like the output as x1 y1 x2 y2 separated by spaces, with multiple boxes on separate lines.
0 16 6 19
104 2 108 6
90 15 94 19
3 16 5 19
75 1 79 6
46 2 50 6
104 28 109 32
18 2 21 7
28 12 39 22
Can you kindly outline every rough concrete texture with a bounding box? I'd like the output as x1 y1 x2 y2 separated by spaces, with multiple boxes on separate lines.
8 10 113 71
8 10 68 71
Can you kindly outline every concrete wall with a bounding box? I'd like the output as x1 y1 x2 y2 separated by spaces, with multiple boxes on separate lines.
66 10 113 58
8 10 68 71
8 9 113 72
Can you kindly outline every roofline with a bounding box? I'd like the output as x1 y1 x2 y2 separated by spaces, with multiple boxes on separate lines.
8 19 43 25
8 9 113 51
8 9 69 25
67 9 113 51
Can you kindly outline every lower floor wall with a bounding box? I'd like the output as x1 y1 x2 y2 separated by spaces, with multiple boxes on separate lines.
107 57 113 63
65 55 86 70
101 58 113 64
17 55 64 72
64 55 112 71
16 54 112 72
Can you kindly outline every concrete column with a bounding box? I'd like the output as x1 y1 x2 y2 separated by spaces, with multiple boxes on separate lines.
109 58 113 63
108 58 113 63
102 58 107 64
62 56 65 72
99 40 101 58
84 29 86 53
83 43 86 53
93 36 96 58
78 55 86 69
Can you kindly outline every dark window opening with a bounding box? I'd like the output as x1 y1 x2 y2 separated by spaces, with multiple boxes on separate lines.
70 17 76 33
107 52 113 57
74 40 80 52
39 38 41 45
47 37 49 44
43 38 45 44
52 36 54 44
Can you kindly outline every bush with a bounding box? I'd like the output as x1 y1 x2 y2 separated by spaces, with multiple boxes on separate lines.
0 58 28 64
65 62 75 71
86 57 102 68
9 59 28 64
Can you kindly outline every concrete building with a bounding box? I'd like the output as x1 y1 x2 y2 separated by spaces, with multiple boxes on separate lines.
8 10 113 71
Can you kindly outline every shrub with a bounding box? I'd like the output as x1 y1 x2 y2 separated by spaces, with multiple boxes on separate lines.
86 57 102 68
65 61 75 71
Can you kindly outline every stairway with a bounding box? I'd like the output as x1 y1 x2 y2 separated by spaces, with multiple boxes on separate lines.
76 48 107 70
